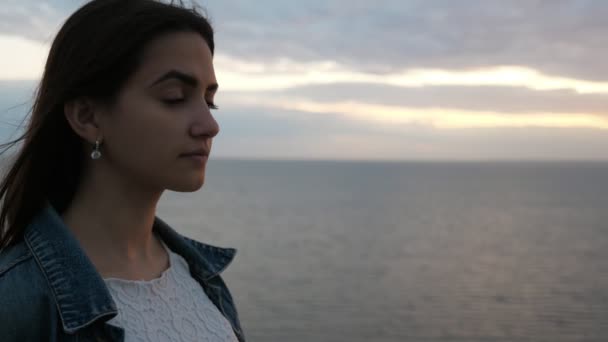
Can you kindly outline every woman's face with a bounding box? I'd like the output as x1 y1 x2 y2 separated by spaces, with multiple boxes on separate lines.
99 31 219 192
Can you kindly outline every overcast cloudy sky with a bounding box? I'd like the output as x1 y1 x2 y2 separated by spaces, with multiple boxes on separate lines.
1 0 607 161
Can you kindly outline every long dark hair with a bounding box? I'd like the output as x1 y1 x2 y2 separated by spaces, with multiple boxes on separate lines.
0 0 215 250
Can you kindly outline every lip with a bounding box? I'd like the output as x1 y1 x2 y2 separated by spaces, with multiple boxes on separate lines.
180 154 208 165
179 148 209 157
179 148 209 166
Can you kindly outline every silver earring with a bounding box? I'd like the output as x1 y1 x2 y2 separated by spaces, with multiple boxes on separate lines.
91 140 102 160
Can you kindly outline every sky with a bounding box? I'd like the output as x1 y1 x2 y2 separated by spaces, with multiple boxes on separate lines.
0 0 607 161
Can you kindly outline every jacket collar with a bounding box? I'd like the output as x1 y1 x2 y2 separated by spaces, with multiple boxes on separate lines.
23 202 237 334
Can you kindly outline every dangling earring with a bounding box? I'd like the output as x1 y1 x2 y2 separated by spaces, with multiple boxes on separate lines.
91 139 102 160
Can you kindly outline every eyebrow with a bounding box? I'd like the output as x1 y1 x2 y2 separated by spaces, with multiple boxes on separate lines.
149 70 218 92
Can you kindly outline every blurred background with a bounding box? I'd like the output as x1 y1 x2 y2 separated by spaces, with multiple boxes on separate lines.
1 1 607 341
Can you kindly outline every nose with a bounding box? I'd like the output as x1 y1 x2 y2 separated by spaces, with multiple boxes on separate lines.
189 103 220 138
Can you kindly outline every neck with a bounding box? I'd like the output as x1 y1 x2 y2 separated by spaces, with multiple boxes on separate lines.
61 160 164 273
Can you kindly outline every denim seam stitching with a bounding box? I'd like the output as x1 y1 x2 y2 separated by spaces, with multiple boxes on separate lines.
25 236 119 333
24 236 69 332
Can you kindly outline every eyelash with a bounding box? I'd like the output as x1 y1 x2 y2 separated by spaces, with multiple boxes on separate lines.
162 98 219 110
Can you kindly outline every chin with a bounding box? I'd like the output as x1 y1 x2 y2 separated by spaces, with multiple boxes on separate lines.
168 177 205 192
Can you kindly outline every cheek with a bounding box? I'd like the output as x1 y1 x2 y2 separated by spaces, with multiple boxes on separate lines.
104 101 181 171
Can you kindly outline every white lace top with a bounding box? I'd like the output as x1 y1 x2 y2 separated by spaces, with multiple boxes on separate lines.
103 239 239 342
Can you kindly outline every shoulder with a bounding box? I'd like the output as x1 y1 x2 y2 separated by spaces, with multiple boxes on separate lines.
0 240 58 338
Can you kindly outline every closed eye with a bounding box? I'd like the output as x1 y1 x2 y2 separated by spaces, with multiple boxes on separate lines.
162 98 185 105
162 98 219 110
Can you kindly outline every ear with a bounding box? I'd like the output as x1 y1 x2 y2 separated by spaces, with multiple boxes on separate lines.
64 97 103 144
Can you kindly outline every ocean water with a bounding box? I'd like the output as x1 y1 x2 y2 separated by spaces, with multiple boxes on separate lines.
156 159 608 342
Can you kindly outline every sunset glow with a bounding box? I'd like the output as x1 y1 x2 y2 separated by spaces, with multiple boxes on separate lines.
0 34 47 80
1 1 607 160
226 96 608 130
215 56 608 94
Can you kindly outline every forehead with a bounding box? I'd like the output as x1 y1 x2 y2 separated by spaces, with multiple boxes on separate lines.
133 31 216 87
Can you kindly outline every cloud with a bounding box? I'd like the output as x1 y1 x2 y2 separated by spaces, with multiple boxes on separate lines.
219 94 608 130
0 1 67 42
208 0 608 81
212 107 608 161
4 1 607 81
270 83 608 116
2 1 607 161
214 55 608 93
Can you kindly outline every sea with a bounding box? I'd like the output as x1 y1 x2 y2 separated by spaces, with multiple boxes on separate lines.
155 159 608 342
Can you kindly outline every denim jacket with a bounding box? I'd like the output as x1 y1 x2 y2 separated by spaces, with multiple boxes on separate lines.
0 203 246 341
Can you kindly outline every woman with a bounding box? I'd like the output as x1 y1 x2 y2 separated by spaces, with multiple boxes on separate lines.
0 0 245 341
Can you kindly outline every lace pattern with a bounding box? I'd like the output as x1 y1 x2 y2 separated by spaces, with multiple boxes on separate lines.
103 239 239 342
